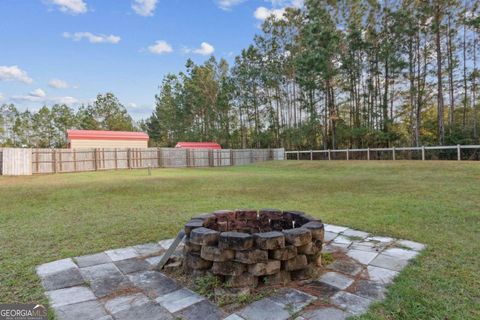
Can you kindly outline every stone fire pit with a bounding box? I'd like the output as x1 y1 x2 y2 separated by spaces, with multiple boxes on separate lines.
183 209 324 289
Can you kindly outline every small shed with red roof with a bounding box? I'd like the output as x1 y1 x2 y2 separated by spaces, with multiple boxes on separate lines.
67 130 149 149
175 142 222 149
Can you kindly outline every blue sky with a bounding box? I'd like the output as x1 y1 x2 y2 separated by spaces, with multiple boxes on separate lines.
0 0 302 119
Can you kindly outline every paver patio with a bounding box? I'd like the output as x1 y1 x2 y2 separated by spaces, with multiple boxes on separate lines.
37 224 425 320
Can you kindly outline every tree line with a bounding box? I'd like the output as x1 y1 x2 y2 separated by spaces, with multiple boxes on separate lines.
0 93 136 148
2 0 479 150
146 0 480 149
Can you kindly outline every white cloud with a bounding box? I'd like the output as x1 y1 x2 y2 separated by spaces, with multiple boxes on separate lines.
0 93 4 101
11 92 79 105
30 88 46 98
193 42 215 56
148 40 173 54
49 78 70 89
132 0 158 16
254 0 303 21
217 0 245 11
0 65 33 84
62 32 121 44
128 102 138 108
254 6 286 21
47 0 87 14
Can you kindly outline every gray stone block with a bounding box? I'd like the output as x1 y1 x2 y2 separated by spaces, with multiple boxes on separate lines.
254 231 285 250
341 229 369 239
174 300 225 320
237 298 290 320
128 271 181 297
324 225 348 233
46 286 96 308
111 301 174 320
369 254 409 272
353 280 387 301
37 259 78 276
133 243 165 257
105 247 139 262
330 291 372 315
103 293 150 314
301 307 350 320
155 288 204 313
80 263 131 297
396 239 426 251
318 272 354 290
114 258 151 274
326 258 363 276
365 266 398 284
346 249 378 265
301 281 339 300
382 247 419 260
75 253 112 268
54 299 107 320
269 288 316 313
39 266 84 291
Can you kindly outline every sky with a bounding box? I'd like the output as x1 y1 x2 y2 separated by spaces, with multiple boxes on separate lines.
0 0 303 120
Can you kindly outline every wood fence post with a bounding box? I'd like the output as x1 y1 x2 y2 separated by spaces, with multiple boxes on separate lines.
367 148 370 161
114 149 118 169
328 149 331 160
297 151 300 160
127 148 131 169
208 149 214 167
52 149 57 173
73 149 77 172
157 148 163 168
422 146 425 161
392 147 396 161
457 144 461 161
310 150 313 161
94 148 98 171
230 149 234 166
346 149 349 160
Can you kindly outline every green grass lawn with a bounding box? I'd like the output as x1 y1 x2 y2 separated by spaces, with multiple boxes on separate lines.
0 161 479 319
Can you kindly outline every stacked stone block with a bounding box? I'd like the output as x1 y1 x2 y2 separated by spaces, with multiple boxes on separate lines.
183 209 324 289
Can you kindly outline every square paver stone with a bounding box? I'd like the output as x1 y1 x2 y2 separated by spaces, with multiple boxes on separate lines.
128 271 181 297
37 258 78 276
174 300 225 320
155 288 205 313
396 239 426 251
36 259 84 291
237 298 290 320
382 248 419 260
351 280 386 301
341 229 369 239
54 299 107 320
331 291 372 315
332 235 352 246
80 263 131 298
105 247 139 261
326 258 364 276
269 288 316 313
350 241 384 253
133 243 165 257
75 253 112 268
301 307 351 320
46 286 96 308
114 258 151 274
366 236 395 243
103 292 150 314
369 254 409 272
324 225 348 233
365 266 399 284
111 301 174 320
346 249 378 265
300 281 340 301
318 272 354 290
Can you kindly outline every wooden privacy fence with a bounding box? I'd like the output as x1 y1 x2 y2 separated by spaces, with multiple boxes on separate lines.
0 147 284 175
285 145 480 161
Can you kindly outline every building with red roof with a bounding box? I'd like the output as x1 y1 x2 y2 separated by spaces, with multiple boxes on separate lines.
175 142 222 149
67 130 149 149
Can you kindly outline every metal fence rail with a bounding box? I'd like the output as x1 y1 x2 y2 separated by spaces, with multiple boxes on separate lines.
285 145 480 161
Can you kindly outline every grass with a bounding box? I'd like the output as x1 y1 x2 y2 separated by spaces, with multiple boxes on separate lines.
0 160 479 319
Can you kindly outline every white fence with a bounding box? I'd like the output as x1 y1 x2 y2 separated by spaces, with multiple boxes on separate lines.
285 145 480 161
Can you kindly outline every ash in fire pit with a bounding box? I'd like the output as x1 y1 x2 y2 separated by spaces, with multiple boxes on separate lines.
183 209 324 290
